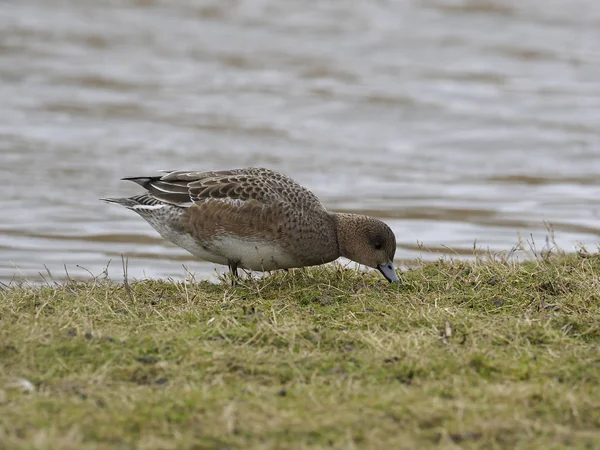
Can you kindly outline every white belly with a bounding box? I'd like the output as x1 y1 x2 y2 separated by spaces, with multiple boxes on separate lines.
141 211 229 266
172 232 231 266
209 235 298 271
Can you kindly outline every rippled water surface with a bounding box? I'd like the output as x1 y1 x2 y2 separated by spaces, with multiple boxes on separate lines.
1 0 599 283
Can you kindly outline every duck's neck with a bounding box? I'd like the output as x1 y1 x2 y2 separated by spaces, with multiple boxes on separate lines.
330 212 363 259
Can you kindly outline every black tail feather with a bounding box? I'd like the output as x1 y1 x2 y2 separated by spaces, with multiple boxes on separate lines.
121 176 191 205
121 176 160 190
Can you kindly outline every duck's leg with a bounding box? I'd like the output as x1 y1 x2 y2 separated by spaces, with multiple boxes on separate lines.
228 261 239 286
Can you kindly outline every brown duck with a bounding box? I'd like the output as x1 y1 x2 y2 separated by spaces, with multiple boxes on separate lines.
103 168 399 282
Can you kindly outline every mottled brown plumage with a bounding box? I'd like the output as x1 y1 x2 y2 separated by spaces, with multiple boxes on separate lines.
103 168 399 282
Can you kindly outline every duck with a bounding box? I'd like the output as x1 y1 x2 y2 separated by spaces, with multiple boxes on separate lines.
102 167 399 282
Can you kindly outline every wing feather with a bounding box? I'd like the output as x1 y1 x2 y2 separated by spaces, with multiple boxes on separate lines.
123 168 325 210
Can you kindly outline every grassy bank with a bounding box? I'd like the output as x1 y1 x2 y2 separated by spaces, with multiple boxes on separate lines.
1 252 600 449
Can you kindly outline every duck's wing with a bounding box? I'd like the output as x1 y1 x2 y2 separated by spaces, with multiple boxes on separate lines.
124 168 324 209
121 172 192 207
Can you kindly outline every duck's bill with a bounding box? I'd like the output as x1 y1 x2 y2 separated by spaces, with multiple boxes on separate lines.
377 261 399 283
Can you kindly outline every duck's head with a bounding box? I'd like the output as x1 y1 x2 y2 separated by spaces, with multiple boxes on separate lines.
334 213 399 282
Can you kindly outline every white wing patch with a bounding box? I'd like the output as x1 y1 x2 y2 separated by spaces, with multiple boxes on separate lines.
133 204 166 211
220 198 247 207
195 197 247 208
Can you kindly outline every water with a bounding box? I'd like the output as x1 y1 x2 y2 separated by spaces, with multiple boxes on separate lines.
1 0 599 283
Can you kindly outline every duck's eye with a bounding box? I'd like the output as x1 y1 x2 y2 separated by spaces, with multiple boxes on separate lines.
374 242 382 250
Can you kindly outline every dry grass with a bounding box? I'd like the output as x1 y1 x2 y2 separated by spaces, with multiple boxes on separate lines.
1 251 600 449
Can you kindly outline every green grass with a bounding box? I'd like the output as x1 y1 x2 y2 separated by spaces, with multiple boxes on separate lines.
1 252 600 449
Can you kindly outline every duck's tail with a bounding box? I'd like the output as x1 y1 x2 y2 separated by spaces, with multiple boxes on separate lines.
120 176 159 191
101 194 167 211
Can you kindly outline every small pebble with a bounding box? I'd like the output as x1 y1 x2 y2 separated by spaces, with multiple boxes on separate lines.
5 377 35 393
